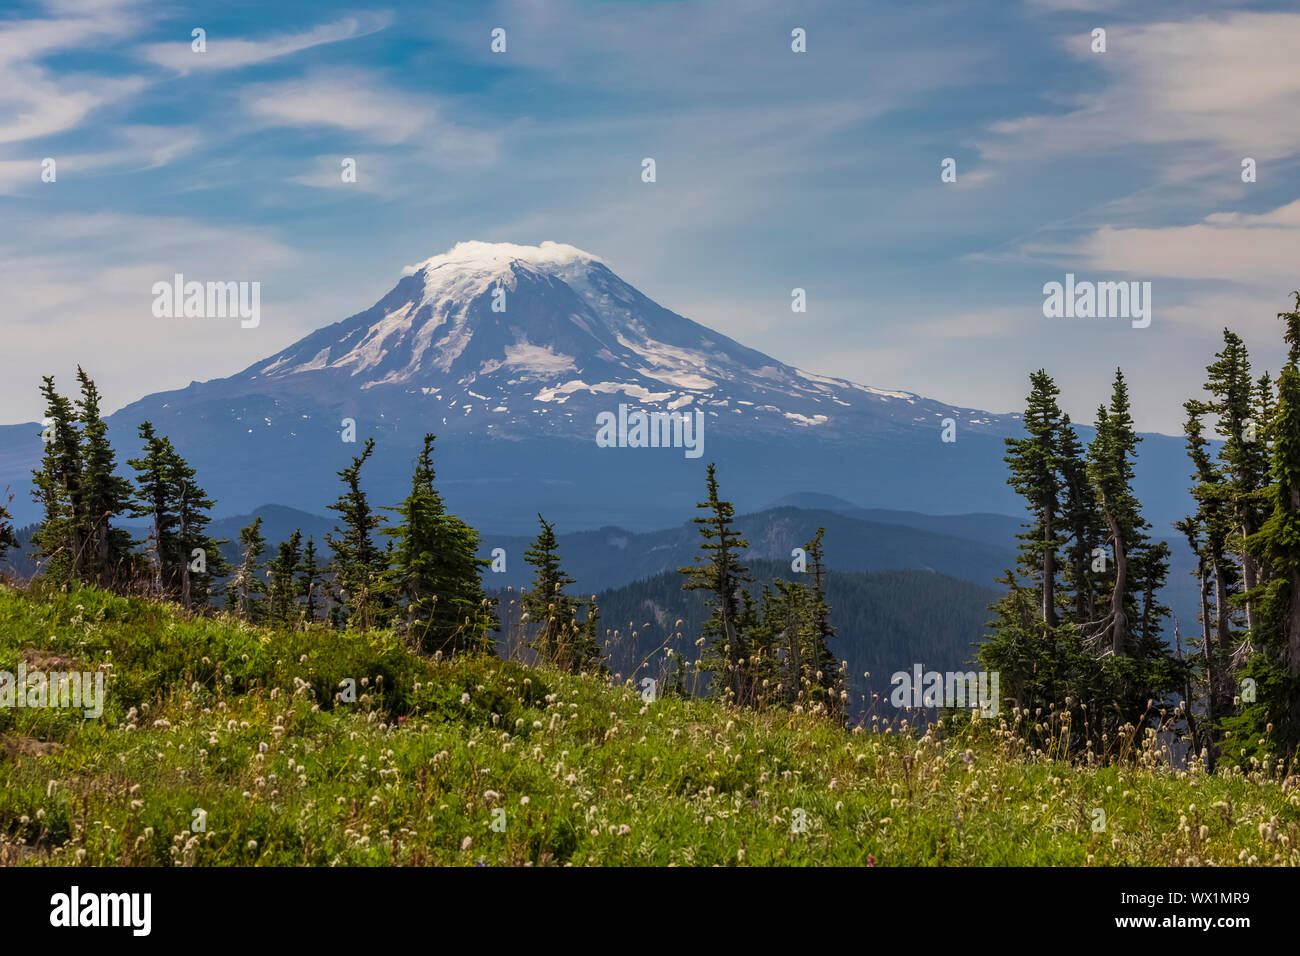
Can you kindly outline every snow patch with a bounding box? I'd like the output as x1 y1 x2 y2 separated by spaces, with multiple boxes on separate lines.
784 412 830 426
490 341 577 375
534 380 673 404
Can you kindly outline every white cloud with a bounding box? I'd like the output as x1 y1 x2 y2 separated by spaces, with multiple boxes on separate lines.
243 71 500 182
1047 200 1300 283
139 13 392 74
1154 291 1299 341
0 0 146 144
246 72 415 141
0 126 201 195
978 12 1300 167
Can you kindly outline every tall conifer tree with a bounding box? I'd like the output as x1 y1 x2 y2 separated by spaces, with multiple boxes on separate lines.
1005 370 1066 627
523 514 578 665
383 435 493 654
30 377 82 585
299 538 322 624
679 464 754 706
1230 294 1300 761
326 439 389 631
73 369 133 588
267 530 303 626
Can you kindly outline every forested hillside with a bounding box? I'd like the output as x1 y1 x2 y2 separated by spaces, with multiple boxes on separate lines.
493 562 998 716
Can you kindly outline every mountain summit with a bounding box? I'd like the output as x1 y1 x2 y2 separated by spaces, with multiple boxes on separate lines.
238 240 991 443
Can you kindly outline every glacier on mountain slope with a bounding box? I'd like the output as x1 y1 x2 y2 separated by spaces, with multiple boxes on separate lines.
240 239 998 443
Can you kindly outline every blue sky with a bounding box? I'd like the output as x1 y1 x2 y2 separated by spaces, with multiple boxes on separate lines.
3 0 1299 433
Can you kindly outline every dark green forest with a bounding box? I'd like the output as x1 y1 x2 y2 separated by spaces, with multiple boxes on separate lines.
500 562 996 718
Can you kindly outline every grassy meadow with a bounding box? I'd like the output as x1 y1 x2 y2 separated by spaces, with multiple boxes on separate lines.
1 583 1297 867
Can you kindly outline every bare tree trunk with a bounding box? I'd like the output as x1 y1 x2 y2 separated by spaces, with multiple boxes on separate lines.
1241 514 1258 635
1212 557 1231 671
1198 565 1212 669
1107 517 1128 656
150 518 163 596
179 493 191 611
69 528 85 580
1043 509 1056 627
1289 490 1300 676
237 555 250 619
1198 563 1217 735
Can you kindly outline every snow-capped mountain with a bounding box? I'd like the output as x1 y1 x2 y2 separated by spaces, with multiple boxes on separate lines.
0 241 1192 534
228 240 1011 441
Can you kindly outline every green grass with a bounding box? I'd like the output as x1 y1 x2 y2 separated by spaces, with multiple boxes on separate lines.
0 583 1297 866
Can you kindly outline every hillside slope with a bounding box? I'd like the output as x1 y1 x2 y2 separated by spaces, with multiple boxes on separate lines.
1 585 1295 867
556 565 1000 710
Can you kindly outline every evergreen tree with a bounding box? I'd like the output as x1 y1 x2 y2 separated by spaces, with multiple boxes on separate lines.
1005 370 1066 627
1085 369 1153 655
267 530 303 626
982 368 1184 757
382 434 494 654
128 422 178 595
570 595 604 675
1174 514 1216 763
1201 331 1271 636
1251 369 1278 587
805 528 837 679
982 372 1088 727
325 439 389 631
523 514 580 665
299 538 322 624
30 377 82 585
1230 294 1300 762
171 448 227 609
73 369 134 588
1180 401 1237 765
979 570 1085 722
1174 334 1281 766
796 527 844 718
226 517 266 620
678 464 754 706
0 491 17 563
756 579 812 709
777 581 805 705
127 422 226 606
1058 414 1103 623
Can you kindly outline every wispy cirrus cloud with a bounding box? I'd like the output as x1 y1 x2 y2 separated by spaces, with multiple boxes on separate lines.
0 0 148 144
0 125 201 194
138 12 392 74
243 70 502 194
977 12 1300 167
243 71 428 144
1012 200 1300 283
